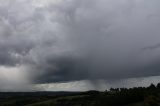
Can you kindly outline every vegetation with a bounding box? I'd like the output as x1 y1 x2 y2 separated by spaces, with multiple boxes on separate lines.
0 83 160 106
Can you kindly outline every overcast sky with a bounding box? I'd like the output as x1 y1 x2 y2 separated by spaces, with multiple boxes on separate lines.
0 0 160 91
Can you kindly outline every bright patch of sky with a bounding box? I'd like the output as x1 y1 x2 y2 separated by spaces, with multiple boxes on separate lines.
36 76 160 91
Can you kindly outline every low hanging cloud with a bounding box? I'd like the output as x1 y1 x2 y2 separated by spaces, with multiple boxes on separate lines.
0 0 160 88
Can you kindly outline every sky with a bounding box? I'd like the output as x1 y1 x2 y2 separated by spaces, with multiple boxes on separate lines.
0 0 160 91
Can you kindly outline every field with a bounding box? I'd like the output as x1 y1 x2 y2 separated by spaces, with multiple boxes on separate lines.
0 84 160 106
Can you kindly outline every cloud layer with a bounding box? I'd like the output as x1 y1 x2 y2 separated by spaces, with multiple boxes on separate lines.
0 0 160 89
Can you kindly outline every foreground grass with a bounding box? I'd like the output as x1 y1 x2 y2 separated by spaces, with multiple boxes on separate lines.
25 95 89 106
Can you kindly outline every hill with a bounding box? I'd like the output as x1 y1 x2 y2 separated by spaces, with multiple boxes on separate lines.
0 83 160 106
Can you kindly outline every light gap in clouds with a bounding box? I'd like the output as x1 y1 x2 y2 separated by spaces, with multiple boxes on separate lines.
36 76 160 91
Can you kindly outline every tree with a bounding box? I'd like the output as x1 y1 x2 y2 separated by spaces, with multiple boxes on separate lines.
148 83 156 89
156 83 160 89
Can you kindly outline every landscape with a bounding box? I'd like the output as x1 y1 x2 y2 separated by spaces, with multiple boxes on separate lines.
0 83 160 106
0 0 160 106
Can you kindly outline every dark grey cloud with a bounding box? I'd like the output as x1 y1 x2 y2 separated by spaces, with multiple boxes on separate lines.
0 0 160 87
143 43 160 50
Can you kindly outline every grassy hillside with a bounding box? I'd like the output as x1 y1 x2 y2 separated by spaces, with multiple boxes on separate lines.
0 83 160 106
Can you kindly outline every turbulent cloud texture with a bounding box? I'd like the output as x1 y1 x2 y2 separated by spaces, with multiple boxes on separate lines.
0 0 160 88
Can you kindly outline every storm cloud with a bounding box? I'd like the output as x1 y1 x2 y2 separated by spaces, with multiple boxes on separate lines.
0 0 160 88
